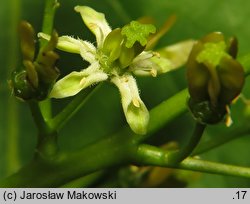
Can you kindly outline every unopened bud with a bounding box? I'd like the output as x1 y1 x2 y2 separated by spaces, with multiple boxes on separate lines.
19 21 35 61
186 32 245 125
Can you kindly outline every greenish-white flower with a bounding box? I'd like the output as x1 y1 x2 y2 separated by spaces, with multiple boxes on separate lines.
38 6 172 135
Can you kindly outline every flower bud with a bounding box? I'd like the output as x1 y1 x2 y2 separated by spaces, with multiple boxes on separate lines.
186 32 245 124
11 70 37 100
11 22 60 101
19 21 35 61
35 30 59 84
188 98 226 125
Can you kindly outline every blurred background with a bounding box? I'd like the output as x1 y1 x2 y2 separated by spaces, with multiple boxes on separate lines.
1 0 250 187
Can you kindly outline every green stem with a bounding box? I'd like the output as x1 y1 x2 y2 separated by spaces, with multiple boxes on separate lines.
39 0 59 119
50 85 100 131
5 0 21 175
29 101 51 135
134 144 250 179
35 131 58 159
29 101 58 159
39 99 52 122
172 123 206 163
40 0 59 48
180 158 250 178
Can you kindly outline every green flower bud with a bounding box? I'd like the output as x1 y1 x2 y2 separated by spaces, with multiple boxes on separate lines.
186 32 245 124
11 70 37 100
10 68 51 101
23 60 39 88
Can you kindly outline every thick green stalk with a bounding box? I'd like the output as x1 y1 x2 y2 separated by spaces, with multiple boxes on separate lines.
134 144 250 179
29 101 58 159
2 133 250 187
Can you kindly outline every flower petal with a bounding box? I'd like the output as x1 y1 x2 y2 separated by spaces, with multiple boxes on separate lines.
111 74 149 135
74 6 112 48
130 51 172 77
78 39 97 64
157 40 195 69
50 62 108 98
38 33 97 64
38 33 80 54
218 56 245 104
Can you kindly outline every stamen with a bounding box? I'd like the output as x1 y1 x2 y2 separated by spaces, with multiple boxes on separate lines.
150 69 157 77
79 77 86 85
153 51 160 58
132 98 140 108
225 105 233 127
